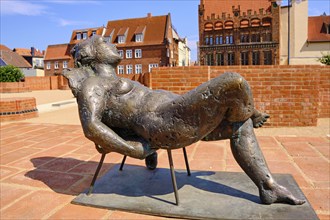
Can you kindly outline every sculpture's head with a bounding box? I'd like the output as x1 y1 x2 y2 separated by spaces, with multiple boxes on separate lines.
70 35 122 68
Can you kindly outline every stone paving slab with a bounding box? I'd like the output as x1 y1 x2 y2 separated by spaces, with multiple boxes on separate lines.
0 123 329 219
73 165 317 220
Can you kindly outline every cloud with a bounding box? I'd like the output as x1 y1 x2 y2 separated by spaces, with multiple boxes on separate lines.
1 1 48 16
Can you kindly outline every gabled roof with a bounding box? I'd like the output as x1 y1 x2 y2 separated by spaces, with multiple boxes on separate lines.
200 0 271 18
0 44 11 51
308 15 330 42
14 48 44 57
0 48 32 68
70 27 105 44
44 44 71 61
104 14 169 47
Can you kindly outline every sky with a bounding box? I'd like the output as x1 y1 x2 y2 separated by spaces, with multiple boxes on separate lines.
1 0 329 62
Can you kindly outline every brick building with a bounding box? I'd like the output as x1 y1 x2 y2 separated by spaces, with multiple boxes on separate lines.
103 13 180 74
198 0 280 66
44 44 73 77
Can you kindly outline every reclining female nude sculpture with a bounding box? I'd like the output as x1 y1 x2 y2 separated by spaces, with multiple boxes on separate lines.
63 36 305 205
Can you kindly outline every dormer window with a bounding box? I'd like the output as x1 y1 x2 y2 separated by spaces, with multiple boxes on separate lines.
92 30 96 36
76 33 81 40
83 32 87 40
118 35 125 43
135 33 143 42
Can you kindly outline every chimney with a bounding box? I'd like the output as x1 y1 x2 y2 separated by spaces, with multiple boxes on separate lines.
147 13 152 17
31 47 35 56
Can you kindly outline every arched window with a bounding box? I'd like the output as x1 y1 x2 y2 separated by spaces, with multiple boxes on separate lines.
251 18 261 27
240 19 249 28
204 23 213 31
224 21 234 29
214 22 223 30
262 17 272 26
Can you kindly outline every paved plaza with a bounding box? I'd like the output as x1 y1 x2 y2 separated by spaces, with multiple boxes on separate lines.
0 90 329 219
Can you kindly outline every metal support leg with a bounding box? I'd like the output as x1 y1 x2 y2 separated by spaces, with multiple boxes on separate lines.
167 149 179 205
183 147 191 176
119 155 127 171
87 152 106 195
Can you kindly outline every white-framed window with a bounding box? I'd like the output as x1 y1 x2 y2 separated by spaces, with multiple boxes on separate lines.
118 35 125 43
76 33 81 40
135 49 142 58
135 64 142 74
118 50 124 58
148 63 158 72
135 33 143 42
126 50 132 59
126 65 133 74
92 30 96 36
118 65 124 74
54 61 59 69
63 61 68 69
83 32 87 40
46 62 51 70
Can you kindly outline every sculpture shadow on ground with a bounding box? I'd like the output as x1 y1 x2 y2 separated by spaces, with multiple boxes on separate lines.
25 157 260 204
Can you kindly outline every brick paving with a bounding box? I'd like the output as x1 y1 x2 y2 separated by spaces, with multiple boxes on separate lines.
0 122 329 219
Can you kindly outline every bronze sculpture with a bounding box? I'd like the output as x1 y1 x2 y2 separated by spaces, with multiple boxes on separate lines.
63 36 305 205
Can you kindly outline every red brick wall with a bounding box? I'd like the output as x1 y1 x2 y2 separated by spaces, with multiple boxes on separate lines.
0 97 38 122
150 65 330 127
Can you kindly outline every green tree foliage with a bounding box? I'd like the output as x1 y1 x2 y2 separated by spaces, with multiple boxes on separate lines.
0 65 25 82
318 53 330 65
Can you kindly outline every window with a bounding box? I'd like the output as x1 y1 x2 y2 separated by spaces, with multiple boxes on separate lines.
229 35 234 44
92 30 96 36
227 53 235 65
63 61 68 69
216 53 224 66
135 64 142 74
263 32 272 42
82 32 87 40
118 35 125 43
241 33 249 43
225 36 229 44
205 36 209 45
46 62 51 70
209 36 213 45
135 49 142 58
251 33 260 42
118 65 124 74
252 51 260 65
135 33 143 42
205 53 214 66
118 50 124 58
54 61 59 69
219 36 223 44
126 50 132 59
264 51 272 65
148 63 158 72
241 52 249 65
76 33 81 40
126 65 133 74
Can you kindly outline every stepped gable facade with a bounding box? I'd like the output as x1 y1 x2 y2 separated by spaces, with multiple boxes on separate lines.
198 0 280 66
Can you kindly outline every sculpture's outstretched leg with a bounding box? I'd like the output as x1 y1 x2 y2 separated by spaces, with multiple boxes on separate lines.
230 119 305 205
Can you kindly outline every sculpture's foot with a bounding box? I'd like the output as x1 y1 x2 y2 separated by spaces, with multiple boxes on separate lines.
259 183 306 205
145 152 158 170
252 111 270 128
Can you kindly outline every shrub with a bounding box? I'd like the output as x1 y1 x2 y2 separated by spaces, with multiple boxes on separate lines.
318 53 330 65
0 65 25 82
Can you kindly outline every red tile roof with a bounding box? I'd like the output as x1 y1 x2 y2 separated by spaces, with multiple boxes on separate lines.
0 49 32 68
69 27 105 44
104 14 169 47
44 44 71 61
201 0 271 18
0 44 11 51
14 48 44 57
308 15 330 42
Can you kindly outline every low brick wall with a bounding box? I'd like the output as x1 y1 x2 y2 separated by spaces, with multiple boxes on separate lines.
0 82 31 93
150 65 330 127
0 97 38 122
